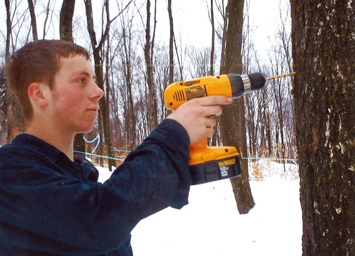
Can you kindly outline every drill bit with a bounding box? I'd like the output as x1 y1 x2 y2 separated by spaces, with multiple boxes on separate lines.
267 72 297 80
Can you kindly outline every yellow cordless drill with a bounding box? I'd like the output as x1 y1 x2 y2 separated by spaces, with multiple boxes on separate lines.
164 73 266 185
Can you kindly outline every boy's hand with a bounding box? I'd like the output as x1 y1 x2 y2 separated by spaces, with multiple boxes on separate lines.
167 96 233 145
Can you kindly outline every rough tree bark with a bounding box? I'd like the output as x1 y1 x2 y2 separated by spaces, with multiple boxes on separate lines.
290 1 355 255
60 0 76 42
219 0 255 214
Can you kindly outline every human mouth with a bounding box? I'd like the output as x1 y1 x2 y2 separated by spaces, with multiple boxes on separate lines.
87 106 100 113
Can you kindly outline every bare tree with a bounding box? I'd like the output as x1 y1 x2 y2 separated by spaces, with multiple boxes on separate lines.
167 0 174 84
291 0 355 255
215 0 228 67
106 34 125 149
4 0 11 59
83 0 122 170
152 44 171 123
241 0 268 159
0 68 7 145
2 0 12 143
269 2 294 165
27 0 38 40
208 0 215 76
185 46 208 78
116 3 137 151
42 0 54 39
3 0 27 143
219 0 255 214
144 0 158 131
60 0 76 42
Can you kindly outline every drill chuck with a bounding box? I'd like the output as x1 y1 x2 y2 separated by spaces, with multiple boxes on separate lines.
228 73 266 99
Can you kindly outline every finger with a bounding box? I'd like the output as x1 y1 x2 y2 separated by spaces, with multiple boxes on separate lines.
202 105 223 117
205 116 218 128
197 96 233 106
205 126 216 137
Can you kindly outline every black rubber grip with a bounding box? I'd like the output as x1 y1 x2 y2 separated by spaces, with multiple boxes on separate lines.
249 72 266 90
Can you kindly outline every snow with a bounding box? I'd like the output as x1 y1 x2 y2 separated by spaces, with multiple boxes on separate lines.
96 160 302 256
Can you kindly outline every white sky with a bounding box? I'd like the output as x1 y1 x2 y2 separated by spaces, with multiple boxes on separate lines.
158 0 290 47
0 0 290 61
150 0 291 63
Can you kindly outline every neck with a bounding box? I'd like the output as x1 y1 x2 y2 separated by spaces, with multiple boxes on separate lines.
26 121 76 161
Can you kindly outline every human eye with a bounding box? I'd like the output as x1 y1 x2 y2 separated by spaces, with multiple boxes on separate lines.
76 77 86 84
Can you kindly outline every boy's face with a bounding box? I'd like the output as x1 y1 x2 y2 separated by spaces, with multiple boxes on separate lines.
46 55 104 134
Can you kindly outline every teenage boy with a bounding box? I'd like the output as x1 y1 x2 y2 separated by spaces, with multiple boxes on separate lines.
0 40 232 255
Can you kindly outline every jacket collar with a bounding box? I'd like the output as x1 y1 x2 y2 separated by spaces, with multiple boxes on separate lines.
12 133 61 162
11 134 99 182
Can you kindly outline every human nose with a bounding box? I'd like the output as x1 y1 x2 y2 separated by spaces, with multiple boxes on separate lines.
91 82 104 100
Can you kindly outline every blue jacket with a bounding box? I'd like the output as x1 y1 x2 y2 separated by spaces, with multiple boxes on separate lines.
0 119 191 255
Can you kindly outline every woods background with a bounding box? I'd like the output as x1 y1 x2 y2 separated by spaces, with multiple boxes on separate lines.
1 0 355 255
0 0 295 168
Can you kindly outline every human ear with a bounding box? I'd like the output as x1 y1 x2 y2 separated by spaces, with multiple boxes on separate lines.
28 83 49 108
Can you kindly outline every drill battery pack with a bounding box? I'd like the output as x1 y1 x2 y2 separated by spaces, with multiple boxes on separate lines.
189 156 242 185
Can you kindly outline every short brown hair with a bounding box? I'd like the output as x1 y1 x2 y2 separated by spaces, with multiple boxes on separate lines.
4 40 90 121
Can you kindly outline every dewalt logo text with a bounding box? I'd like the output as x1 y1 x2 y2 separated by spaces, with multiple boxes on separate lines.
218 158 236 167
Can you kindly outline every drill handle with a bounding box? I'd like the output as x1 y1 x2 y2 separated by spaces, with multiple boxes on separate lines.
189 138 208 166
190 138 207 151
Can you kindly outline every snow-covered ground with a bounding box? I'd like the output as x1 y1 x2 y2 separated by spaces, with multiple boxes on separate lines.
97 160 302 256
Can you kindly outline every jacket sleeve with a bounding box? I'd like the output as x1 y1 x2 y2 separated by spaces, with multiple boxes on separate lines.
0 119 191 255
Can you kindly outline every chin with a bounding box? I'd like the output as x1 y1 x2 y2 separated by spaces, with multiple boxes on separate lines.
82 127 95 133
76 124 95 134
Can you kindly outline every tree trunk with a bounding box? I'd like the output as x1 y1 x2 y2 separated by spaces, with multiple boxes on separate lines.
219 0 255 214
167 0 174 84
290 1 355 255
209 0 215 76
4 0 11 142
217 0 228 68
264 95 272 157
208 0 218 146
84 0 115 170
121 26 136 151
144 0 158 131
0 69 7 145
60 0 76 42
5 0 11 59
27 0 38 41
42 0 52 39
